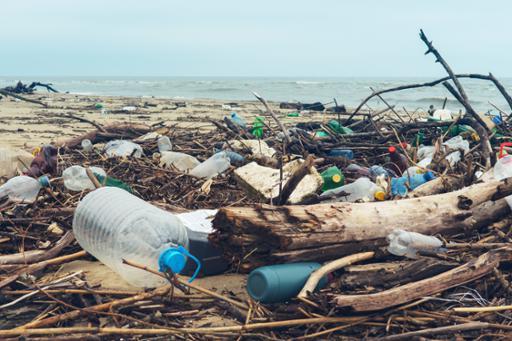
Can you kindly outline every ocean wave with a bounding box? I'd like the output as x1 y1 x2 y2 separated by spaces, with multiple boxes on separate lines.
295 80 323 85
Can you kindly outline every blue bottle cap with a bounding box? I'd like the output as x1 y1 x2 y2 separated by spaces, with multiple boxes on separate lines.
158 246 202 283
38 175 50 187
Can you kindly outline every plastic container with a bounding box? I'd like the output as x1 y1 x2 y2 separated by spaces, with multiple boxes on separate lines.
159 151 200 172
321 166 344 191
73 187 197 288
391 171 436 197
104 140 143 158
157 136 172 152
432 109 453 121
247 263 328 303
388 146 408 174
230 112 246 129
387 229 443 259
63 166 107 191
320 177 385 202
494 142 512 209
214 150 245 166
81 139 93 153
0 147 34 179
177 210 229 276
0 175 49 203
189 152 231 179
326 149 354 159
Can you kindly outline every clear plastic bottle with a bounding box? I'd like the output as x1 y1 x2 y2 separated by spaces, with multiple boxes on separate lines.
81 139 93 153
157 136 172 152
320 177 385 202
159 151 200 172
62 165 107 191
104 140 143 158
189 152 231 179
387 229 443 259
0 175 49 203
72 187 192 288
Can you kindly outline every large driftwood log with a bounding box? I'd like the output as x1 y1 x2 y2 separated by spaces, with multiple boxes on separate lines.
212 178 512 270
333 247 512 311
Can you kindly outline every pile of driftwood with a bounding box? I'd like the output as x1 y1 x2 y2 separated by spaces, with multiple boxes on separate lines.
1 29 512 339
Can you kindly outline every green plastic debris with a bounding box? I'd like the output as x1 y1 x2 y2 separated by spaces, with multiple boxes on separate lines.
252 116 264 138
94 103 104 110
321 166 344 191
287 112 300 117
327 119 354 134
94 174 132 193
314 130 329 138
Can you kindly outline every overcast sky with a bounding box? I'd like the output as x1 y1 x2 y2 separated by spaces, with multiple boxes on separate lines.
0 0 508 77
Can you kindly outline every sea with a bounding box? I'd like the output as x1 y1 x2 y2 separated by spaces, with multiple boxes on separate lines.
1 76 511 113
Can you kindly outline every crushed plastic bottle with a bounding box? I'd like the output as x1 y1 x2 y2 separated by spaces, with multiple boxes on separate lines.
387 229 444 259
493 142 512 209
81 139 93 153
0 175 49 203
73 187 199 288
104 140 143 158
391 171 436 197
189 152 231 179
157 136 172 152
159 151 200 172
0 147 34 179
320 177 385 202
62 165 107 191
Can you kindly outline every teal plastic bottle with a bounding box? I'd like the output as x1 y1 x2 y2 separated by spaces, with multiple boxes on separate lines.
247 263 328 303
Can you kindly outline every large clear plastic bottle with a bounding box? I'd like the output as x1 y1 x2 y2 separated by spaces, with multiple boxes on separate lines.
189 152 231 179
320 177 385 202
72 187 190 288
0 175 49 203
63 165 107 191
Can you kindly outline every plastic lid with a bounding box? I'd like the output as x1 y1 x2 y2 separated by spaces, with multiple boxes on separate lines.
158 246 202 283
423 171 436 181
332 174 342 183
38 175 50 187
388 146 396 153
374 191 386 201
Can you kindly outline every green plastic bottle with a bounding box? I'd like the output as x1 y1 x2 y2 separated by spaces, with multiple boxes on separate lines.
287 112 300 117
314 130 329 138
327 119 354 134
94 174 132 193
321 166 344 191
252 117 264 138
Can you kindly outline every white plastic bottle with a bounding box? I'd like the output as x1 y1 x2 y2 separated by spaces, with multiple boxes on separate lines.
320 177 385 202
62 165 107 191
157 136 172 152
159 151 200 172
189 152 231 179
387 229 443 259
494 143 512 209
72 187 193 288
0 175 49 203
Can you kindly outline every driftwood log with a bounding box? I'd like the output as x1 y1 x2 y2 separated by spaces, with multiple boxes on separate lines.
211 178 512 270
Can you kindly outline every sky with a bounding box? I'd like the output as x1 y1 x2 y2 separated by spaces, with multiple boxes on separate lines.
0 0 509 77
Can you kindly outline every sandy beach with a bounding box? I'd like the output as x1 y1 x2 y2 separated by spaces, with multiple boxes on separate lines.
0 93 338 149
